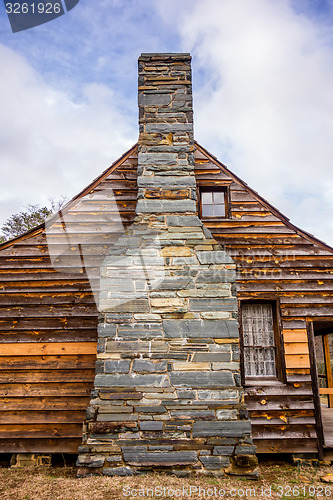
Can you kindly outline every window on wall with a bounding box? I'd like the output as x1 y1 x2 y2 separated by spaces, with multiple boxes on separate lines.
241 302 281 379
200 188 228 218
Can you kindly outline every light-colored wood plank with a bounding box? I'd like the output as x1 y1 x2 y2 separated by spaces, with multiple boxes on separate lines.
284 343 309 355
0 342 97 356
319 388 333 394
283 330 308 343
285 354 310 369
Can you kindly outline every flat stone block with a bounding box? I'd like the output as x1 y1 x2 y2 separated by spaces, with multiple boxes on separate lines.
133 359 167 373
189 299 238 312
134 314 162 321
106 341 168 353
106 455 122 463
76 454 105 468
212 362 240 371
193 353 231 362
104 360 130 373
201 312 230 320
216 409 238 420
161 246 192 257
193 420 252 438
139 421 163 431
170 409 214 419
166 215 202 227
146 123 193 133
97 414 137 422
97 324 117 338
95 373 169 388
163 319 239 339
169 371 235 388
103 467 134 476
138 94 171 106
177 289 230 298
173 362 210 371
136 199 196 213
235 445 257 455
213 446 235 456
198 390 238 401
134 405 167 413
123 449 197 466
158 276 195 290
199 456 230 469
197 251 234 265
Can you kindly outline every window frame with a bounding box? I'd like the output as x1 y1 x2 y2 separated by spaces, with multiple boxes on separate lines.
198 186 230 219
239 299 286 386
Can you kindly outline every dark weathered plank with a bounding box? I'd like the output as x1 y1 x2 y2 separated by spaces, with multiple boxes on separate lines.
0 369 94 383
0 438 82 453
0 383 93 397
0 411 85 424
255 438 318 453
0 396 90 411
0 423 83 438
0 355 95 370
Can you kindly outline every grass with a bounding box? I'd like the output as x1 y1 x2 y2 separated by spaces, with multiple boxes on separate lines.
0 460 332 499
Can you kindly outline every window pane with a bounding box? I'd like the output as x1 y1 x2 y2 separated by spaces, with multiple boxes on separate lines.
202 204 214 217
201 192 213 204
241 303 276 377
213 191 225 204
213 204 225 217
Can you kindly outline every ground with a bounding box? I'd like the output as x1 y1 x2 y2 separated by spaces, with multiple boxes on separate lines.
0 459 333 500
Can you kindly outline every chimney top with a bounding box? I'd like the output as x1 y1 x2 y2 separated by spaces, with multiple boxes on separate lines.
139 53 191 62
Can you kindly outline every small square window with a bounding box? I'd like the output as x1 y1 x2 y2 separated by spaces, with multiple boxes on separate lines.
200 188 227 218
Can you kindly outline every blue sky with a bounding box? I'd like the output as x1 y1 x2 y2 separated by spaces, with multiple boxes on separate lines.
1 0 333 245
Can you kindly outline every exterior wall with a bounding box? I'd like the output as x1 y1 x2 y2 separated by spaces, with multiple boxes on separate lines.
77 53 257 477
0 233 96 453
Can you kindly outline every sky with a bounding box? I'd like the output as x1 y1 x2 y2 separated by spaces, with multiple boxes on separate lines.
0 0 333 245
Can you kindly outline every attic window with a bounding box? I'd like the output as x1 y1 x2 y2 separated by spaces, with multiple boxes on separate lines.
200 188 228 218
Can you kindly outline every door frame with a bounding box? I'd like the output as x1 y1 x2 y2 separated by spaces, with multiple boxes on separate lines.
307 320 324 459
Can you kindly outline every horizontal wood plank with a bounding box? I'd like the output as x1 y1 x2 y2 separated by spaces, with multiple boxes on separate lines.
0 410 85 424
0 383 92 397
0 438 82 453
0 369 94 383
0 342 97 356
0 423 83 438
0 355 95 370
0 396 90 411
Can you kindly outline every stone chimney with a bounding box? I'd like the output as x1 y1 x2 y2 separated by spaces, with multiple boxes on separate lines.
136 53 196 217
77 54 258 478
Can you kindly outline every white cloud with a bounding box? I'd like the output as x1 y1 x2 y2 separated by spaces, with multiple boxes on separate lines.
157 0 333 245
0 43 136 227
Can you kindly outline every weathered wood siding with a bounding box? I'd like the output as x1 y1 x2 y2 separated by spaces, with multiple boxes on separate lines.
0 146 138 453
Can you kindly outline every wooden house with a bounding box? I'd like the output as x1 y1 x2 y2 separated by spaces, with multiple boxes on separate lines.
1 53 333 470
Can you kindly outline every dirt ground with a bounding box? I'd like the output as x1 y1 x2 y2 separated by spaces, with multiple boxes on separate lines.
0 459 332 500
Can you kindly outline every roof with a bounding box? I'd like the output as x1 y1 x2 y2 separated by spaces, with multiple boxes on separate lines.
1 141 333 254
